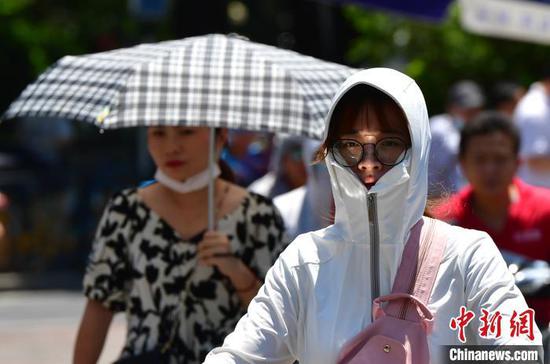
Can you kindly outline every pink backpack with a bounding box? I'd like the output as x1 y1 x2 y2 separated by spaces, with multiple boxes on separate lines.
337 217 447 364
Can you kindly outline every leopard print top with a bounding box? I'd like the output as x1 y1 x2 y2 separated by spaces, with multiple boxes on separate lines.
83 188 287 363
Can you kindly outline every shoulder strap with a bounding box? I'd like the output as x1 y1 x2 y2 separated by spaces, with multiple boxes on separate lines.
412 217 447 304
386 217 448 318
390 218 424 295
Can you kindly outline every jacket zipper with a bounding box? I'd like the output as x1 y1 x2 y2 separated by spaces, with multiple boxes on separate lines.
367 193 380 318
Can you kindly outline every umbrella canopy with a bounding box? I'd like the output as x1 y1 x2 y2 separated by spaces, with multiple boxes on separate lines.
3 33 356 140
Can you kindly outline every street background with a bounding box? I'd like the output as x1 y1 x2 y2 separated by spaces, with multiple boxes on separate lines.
1 0 549 363
0 273 125 364
0 290 125 364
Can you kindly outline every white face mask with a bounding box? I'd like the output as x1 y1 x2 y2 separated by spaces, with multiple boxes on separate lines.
363 149 411 192
154 165 221 194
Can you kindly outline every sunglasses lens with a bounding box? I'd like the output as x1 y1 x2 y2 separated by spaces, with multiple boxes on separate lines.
333 140 362 167
376 138 407 165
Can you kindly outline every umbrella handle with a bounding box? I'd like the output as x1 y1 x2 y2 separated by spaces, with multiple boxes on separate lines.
208 127 216 231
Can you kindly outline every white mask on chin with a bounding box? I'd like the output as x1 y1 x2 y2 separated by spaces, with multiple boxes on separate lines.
154 165 221 194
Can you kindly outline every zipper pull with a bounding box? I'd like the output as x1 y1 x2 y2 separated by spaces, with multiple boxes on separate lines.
367 194 376 222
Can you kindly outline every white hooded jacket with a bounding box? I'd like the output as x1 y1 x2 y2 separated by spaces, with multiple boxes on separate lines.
204 69 541 364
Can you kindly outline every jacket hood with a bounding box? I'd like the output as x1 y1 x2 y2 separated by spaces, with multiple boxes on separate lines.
322 68 431 247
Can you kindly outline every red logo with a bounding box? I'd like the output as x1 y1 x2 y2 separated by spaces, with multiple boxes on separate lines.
450 307 536 342
479 309 502 338
510 309 535 341
450 306 476 343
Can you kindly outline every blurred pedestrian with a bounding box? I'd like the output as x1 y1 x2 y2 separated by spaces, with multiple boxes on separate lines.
248 134 307 199
514 69 550 188
0 191 8 265
14 116 74 192
221 130 272 187
273 138 332 240
488 81 525 117
431 111 550 326
205 69 540 364
428 80 485 197
73 126 288 364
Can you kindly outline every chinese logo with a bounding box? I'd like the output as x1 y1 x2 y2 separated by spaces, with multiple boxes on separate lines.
449 306 535 343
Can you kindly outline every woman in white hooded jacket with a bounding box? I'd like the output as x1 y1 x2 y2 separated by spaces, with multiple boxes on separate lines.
203 68 542 364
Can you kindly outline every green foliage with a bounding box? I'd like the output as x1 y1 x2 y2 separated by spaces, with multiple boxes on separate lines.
1 1 137 73
0 0 173 113
343 3 549 114
0 0 33 16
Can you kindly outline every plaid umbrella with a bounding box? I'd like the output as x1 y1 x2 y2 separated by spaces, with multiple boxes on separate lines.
3 33 357 229
3 33 357 140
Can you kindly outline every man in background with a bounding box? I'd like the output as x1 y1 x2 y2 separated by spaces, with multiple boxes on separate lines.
432 111 550 326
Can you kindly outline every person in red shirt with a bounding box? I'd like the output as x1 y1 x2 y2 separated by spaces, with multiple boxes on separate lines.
431 111 550 326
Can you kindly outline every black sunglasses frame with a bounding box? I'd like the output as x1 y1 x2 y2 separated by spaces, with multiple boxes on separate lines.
330 137 409 168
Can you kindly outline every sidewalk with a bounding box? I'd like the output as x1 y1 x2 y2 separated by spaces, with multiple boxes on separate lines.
0 290 126 364
0 271 125 363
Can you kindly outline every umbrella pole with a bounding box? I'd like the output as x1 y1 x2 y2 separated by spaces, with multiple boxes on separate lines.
208 127 216 230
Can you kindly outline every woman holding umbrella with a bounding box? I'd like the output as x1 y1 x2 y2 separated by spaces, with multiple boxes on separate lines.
204 68 541 363
73 126 287 363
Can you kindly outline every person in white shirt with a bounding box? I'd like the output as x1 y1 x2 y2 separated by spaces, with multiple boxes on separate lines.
273 139 333 241
248 135 307 198
514 72 550 188
428 80 485 197
204 68 541 364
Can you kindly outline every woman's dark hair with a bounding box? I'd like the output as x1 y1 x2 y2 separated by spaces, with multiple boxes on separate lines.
218 159 235 183
458 111 520 159
314 84 409 163
215 128 236 183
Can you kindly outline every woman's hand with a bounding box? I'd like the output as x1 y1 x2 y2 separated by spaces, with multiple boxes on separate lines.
197 231 260 306
197 231 240 276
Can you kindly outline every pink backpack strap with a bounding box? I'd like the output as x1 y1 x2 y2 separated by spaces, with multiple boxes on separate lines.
385 217 448 318
412 218 448 304
390 219 424 295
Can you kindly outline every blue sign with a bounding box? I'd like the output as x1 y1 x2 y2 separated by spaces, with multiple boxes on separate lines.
128 0 169 21
333 0 454 21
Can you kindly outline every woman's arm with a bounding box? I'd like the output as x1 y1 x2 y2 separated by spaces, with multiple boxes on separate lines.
73 299 114 364
198 193 289 308
222 258 262 307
